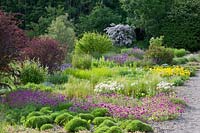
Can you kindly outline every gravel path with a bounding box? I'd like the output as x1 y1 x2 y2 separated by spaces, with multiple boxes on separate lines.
151 70 200 133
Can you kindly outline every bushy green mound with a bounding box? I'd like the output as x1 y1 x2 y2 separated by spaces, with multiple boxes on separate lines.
25 115 52 128
74 126 87 132
40 107 52 114
91 108 109 117
125 120 153 132
78 113 94 121
55 113 73 126
99 119 116 127
92 117 114 126
26 111 44 119
50 112 62 121
54 102 73 111
64 118 90 132
119 120 132 129
40 124 54 131
106 126 123 133
94 126 109 133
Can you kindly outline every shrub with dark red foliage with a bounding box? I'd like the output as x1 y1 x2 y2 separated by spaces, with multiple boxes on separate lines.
0 10 27 73
23 37 65 72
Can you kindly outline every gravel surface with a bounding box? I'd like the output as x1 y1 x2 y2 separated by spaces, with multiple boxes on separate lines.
151 71 200 133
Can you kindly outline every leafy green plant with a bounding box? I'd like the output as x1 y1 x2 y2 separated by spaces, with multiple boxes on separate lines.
20 60 48 84
54 113 73 126
39 107 52 114
91 108 109 117
72 54 92 69
172 57 188 65
170 98 187 106
64 118 90 132
40 124 54 131
92 117 114 126
19 83 53 92
47 72 68 84
125 120 153 132
98 119 116 127
24 115 52 128
106 126 123 133
94 126 109 133
75 32 113 58
78 113 94 121
173 48 187 57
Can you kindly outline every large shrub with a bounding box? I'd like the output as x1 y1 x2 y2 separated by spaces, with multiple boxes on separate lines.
105 24 136 47
0 11 27 73
45 14 75 62
20 60 48 84
160 0 200 51
75 32 113 58
64 118 90 132
145 36 174 64
22 37 65 72
72 54 92 69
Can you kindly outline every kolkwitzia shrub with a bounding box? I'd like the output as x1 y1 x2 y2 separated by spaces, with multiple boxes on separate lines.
105 24 136 47
94 81 124 94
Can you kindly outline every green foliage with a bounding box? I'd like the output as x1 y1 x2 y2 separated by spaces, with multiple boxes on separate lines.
45 14 75 62
20 60 48 84
47 72 68 84
171 77 184 86
125 120 153 132
145 36 174 65
75 126 87 132
77 5 122 34
64 118 90 132
91 108 109 117
72 54 92 69
92 57 117 68
40 124 54 131
92 117 114 126
173 49 187 57
26 112 44 120
24 115 52 128
106 126 123 133
170 98 187 106
50 112 62 121
75 32 113 58
54 113 73 126
78 113 94 121
160 0 200 51
119 120 132 129
54 102 73 111
39 107 52 114
172 57 188 65
94 126 109 133
98 119 116 127
19 82 53 92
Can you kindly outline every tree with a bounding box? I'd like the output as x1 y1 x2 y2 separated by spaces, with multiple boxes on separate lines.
120 0 174 36
77 5 122 35
45 14 76 62
0 10 27 73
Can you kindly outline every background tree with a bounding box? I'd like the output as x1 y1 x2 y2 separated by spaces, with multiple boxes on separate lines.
0 11 27 73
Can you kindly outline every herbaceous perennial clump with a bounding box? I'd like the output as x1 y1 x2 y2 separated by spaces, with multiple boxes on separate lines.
3 90 66 108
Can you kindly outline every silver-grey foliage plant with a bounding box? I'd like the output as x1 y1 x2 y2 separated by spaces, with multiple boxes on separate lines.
104 24 136 47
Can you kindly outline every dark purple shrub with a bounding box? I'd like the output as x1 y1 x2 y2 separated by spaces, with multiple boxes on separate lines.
22 37 65 72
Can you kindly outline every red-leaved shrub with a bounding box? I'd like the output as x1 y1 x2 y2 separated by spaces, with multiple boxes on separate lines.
23 37 65 72
0 10 27 72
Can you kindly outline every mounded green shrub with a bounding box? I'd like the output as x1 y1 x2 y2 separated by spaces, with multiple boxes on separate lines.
74 126 87 132
72 54 92 69
174 49 187 57
64 118 90 132
119 120 132 129
98 119 116 127
125 120 153 132
91 108 108 117
172 57 188 65
94 126 109 133
54 102 73 111
78 113 94 121
26 111 44 119
106 126 123 133
40 107 52 114
20 60 48 84
25 115 52 128
75 32 113 58
40 124 54 131
50 112 62 121
54 113 73 126
92 117 114 126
